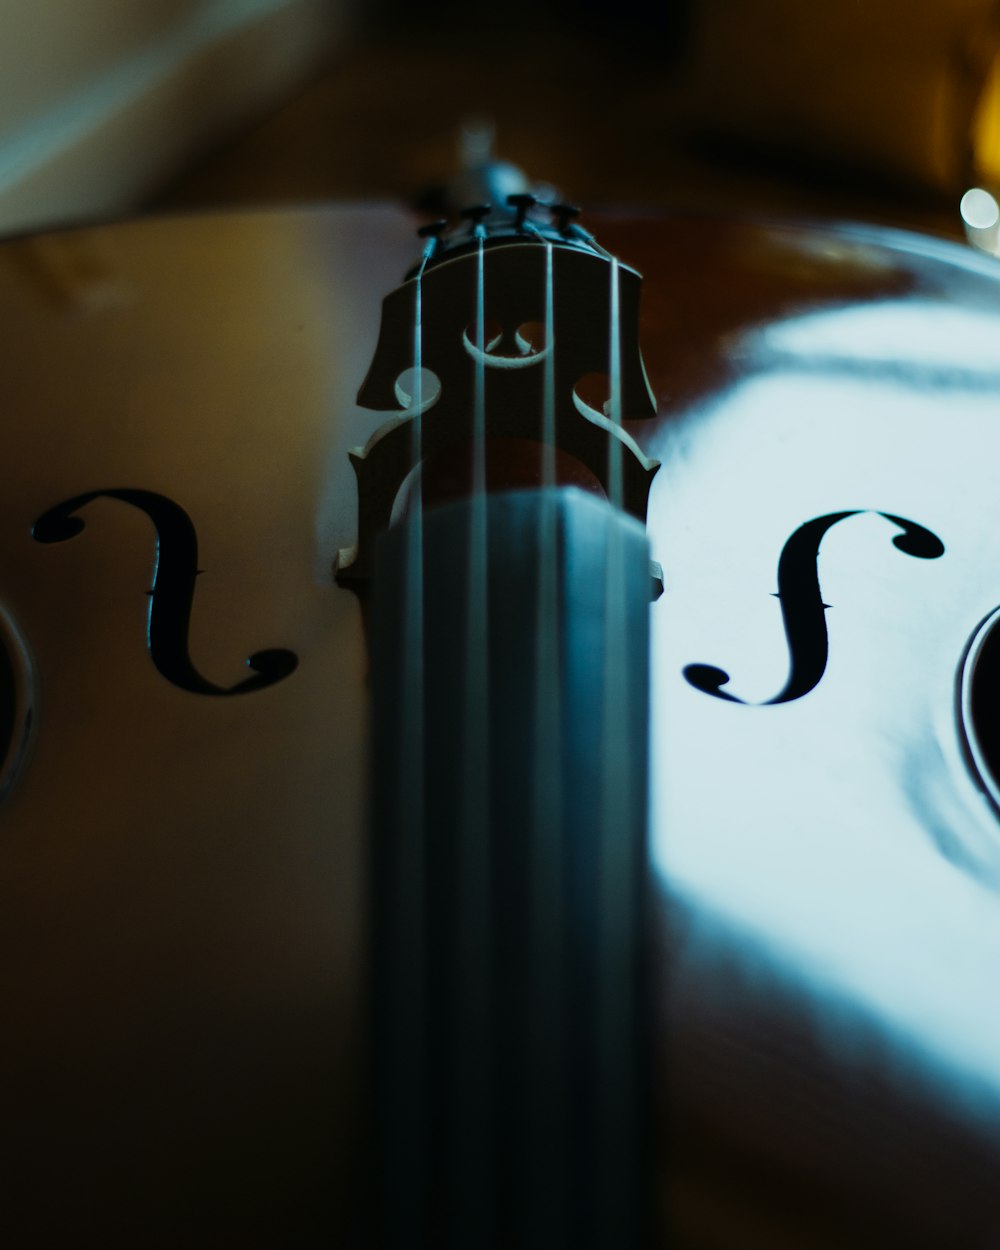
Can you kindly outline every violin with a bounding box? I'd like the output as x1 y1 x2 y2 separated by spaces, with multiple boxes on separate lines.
2 179 1000 1247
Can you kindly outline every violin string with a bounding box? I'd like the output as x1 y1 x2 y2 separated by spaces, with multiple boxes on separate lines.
385 218 643 1241
596 526 637 1243
542 240 557 489
472 229 488 497
384 252 429 1246
452 225 493 1245
525 236 567 1242
522 218 557 492
596 251 637 1240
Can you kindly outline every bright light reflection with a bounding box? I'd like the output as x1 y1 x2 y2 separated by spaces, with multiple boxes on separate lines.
647 294 1000 1138
961 187 1000 230
756 297 1000 376
960 187 1000 255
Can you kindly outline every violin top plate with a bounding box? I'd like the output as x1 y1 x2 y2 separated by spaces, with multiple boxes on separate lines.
1 206 999 1243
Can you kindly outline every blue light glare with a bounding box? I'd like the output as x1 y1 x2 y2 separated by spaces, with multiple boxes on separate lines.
646 295 1000 1144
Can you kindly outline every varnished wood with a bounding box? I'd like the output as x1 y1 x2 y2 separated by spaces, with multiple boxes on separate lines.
1 207 1000 1244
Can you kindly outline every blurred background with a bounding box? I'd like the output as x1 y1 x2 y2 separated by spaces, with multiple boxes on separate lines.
1 0 1000 245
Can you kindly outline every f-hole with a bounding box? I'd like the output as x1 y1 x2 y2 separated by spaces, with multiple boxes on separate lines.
684 509 945 706
33 489 298 696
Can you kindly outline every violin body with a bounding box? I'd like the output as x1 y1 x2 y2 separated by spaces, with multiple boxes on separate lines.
1 206 999 1244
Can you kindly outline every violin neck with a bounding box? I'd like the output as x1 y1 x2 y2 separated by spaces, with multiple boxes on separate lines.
369 485 654 1247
